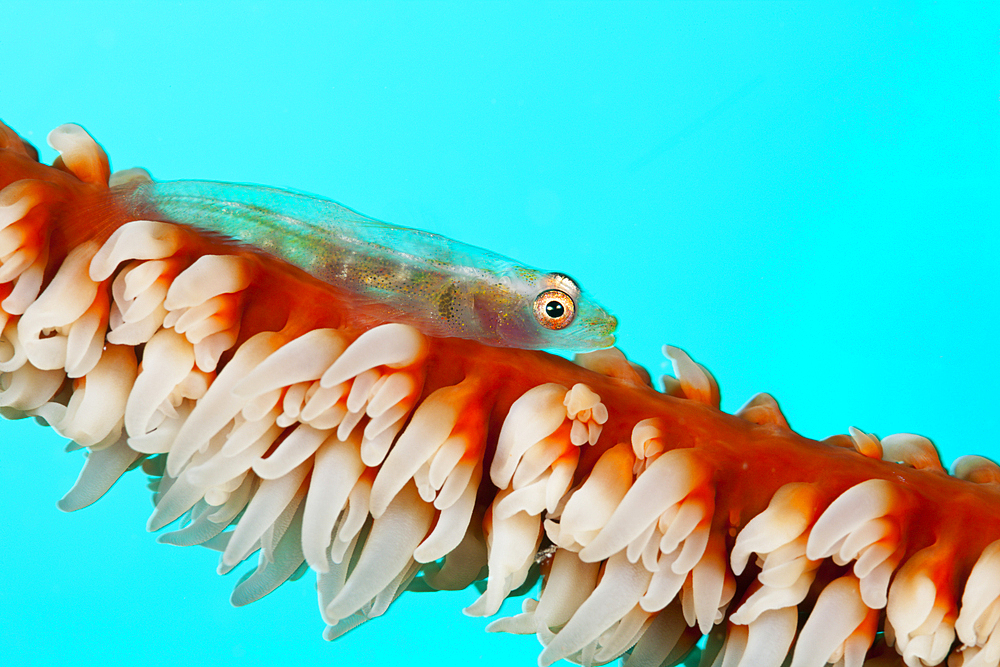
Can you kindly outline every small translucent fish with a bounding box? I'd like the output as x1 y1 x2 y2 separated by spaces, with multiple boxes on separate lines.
113 180 617 351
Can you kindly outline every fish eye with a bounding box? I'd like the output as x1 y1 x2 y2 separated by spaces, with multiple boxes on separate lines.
533 289 576 330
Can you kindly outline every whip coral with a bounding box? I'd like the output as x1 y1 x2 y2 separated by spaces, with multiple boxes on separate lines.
2 119 999 667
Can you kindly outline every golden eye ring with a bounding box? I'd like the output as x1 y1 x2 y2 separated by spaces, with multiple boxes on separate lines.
533 290 576 330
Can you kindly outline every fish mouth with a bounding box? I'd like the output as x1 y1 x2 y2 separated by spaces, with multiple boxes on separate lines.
585 313 618 350
586 331 617 350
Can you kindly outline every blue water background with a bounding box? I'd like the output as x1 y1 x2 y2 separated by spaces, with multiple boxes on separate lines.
1 2 998 666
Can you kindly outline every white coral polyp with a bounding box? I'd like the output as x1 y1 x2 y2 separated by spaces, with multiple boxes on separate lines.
0 180 47 286
545 442 635 553
106 259 175 345
124 328 208 448
18 241 107 377
160 254 251 372
53 344 137 447
564 382 608 446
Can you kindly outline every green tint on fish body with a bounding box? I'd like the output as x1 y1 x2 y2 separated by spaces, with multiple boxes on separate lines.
114 180 617 351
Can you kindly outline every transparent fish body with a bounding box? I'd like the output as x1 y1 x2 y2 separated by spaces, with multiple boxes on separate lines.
116 180 617 350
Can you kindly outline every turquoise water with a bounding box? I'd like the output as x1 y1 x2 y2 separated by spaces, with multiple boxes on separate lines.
2 2 998 666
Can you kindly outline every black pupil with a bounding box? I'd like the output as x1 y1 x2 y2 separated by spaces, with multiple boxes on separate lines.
545 300 565 318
